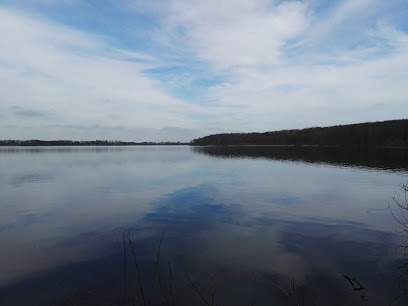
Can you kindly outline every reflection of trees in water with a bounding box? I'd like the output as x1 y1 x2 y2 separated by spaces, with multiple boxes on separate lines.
389 182 408 304
192 146 408 172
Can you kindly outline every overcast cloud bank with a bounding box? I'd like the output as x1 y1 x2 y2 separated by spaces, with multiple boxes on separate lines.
0 0 407 141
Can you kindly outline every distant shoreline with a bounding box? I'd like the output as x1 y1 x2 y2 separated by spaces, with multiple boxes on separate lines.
2 119 407 147
0 141 189 147
1 144 406 149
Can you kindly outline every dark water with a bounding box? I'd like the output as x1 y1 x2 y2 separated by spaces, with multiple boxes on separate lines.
0 146 408 305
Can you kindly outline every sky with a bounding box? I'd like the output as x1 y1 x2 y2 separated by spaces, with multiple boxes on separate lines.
0 0 407 142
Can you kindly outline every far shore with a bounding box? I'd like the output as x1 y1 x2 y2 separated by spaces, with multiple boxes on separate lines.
196 144 408 148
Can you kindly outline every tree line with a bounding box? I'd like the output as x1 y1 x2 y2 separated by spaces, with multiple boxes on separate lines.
190 119 408 147
0 140 188 146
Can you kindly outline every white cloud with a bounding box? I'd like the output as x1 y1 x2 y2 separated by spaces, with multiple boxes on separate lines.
300 0 374 45
0 7 211 140
161 0 309 70
149 0 408 131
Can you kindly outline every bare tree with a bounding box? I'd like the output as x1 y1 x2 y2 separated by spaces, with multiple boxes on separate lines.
389 182 408 305
389 182 408 233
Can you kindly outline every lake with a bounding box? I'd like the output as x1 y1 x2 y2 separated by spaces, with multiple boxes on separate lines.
0 146 408 305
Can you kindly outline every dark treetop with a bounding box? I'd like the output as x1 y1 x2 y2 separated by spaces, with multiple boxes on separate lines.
190 119 408 147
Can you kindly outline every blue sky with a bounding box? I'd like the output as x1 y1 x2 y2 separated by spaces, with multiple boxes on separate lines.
0 0 407 141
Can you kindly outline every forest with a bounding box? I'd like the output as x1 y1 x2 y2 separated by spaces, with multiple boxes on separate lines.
190 119 408 147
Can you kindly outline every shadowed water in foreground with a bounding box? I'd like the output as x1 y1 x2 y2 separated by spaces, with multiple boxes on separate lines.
0 146 408 305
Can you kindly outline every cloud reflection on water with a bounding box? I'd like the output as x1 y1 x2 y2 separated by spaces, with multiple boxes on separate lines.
0 146 407 304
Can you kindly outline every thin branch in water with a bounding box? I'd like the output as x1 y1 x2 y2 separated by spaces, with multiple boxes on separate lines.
312 294 320 306
270 279 292 297
270 276 304 305
185 273 210 306
121 229 130 306
157 266 170 305
128 237 146 306
343 275 365 291
343 275 368 303
210 274 216 306
168 262 183 306
290 276 295 295
389 203 407 232
168 265 174 306
146 232 165 305
391 288 408 305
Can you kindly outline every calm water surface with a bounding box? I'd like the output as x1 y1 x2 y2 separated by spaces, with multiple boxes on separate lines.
0 146 408 305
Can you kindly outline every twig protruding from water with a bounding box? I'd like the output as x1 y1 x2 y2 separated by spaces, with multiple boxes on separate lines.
128 236 146 306
185 273 210 306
